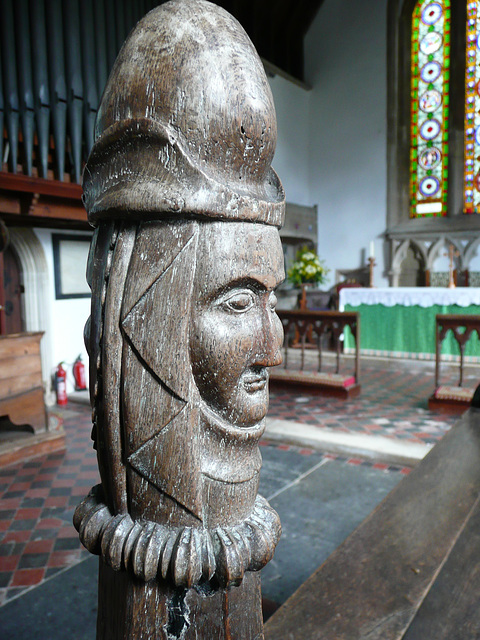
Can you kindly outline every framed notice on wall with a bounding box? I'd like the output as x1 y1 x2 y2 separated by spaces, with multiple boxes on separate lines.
52 234 92 299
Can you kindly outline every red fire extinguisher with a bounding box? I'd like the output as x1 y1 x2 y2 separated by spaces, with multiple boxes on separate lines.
73 355 87 391
55 362 68 406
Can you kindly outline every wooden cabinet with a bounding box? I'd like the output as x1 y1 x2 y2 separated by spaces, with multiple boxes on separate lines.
0 332 47 433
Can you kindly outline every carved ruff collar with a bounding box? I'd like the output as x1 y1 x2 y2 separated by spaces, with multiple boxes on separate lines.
74 484 281 589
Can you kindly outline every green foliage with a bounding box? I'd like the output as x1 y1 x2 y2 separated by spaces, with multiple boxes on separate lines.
287 246 329 287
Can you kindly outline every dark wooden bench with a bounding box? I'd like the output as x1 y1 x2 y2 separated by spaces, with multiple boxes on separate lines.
429 314 480 413
270 310 361 399
264 405 480 639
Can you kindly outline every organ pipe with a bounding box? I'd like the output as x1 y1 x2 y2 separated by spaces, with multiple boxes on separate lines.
0 0 157 183
1 0 19 174
29 0 50 179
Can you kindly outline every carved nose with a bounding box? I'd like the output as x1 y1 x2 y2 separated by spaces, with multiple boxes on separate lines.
254 312 283 367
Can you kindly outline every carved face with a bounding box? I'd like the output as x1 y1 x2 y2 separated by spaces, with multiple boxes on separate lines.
190 222 284 428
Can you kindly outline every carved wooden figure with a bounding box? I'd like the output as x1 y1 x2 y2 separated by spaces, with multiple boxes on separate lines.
74 1 285 637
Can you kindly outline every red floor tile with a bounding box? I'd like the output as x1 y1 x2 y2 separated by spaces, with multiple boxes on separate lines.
36 518 64 529
11 568 45 587
35 474 56 482
0 499 22 510
8 483 31 492
48 549 80 568
71 486 91 496
57 526 77 539
0 556 20 572
24 489 50 499
15 508 42 520
44 496 69 508
51 479 76 488
2 530 31 543
24 539 55 554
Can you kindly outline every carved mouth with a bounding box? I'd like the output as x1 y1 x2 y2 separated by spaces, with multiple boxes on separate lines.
242 369 268 392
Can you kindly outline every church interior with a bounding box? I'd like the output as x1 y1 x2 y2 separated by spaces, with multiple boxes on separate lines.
1 0 480 636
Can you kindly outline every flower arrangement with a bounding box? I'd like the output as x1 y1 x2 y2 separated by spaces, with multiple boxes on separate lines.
287 246 329 287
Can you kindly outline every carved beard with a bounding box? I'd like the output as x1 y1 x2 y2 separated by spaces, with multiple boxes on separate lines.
95 220 265 528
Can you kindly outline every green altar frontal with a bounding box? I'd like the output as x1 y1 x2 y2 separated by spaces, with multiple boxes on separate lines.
341 288 480 361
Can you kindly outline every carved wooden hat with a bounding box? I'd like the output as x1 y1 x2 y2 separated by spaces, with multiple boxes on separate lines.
82 0 285 228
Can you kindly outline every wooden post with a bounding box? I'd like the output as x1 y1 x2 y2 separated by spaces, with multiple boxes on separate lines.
74 1 285 637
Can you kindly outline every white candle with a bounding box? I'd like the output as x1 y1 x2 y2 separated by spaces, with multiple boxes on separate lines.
369 241 375 259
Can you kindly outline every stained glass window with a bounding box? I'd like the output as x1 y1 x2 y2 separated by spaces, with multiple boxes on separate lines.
410 1 450 218
464 2 480 213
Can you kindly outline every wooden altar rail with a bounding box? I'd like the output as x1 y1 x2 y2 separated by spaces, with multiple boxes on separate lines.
265 406 480 639
270 310 360 399
429 314 480 412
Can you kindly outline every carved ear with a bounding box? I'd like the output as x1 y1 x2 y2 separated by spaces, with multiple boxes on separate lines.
121 224 198 401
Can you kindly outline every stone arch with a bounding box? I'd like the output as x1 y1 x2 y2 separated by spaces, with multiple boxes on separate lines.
464 236 480 269
428 236 466 286
9 228 53 399
392 239 427 286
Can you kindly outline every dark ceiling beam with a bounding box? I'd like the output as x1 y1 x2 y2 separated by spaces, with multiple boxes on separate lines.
269 0 302 77
212 0 325 82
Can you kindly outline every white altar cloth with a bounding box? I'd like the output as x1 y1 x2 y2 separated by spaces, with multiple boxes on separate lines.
339 287 480 310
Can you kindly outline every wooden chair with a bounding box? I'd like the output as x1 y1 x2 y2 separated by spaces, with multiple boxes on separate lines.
428 314 480 413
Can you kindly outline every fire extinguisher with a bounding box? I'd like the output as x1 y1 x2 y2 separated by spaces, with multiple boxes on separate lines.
55 362 68 406
73 355 87 391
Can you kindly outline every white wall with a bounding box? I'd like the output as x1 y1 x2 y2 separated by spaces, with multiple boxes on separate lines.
282 0 388 288
34 228 92 398
268 74 311 206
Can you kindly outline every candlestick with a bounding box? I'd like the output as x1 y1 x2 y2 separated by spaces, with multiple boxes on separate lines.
368 256 376 288
444 244 460 289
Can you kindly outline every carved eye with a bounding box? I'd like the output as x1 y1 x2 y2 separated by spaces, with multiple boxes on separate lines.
269 292 278 312
222 291 255 313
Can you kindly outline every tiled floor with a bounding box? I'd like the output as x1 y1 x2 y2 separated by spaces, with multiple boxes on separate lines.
0 406 97 606
269 353 476 444
0 354 477 608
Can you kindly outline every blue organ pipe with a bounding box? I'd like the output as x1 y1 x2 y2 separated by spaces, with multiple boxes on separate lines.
45 0 67 180
80 0 99 155
93 0 108 103
29 0 51 179
104 0 117 74
0 0 19 173
124 0 133 39
115 1 126 53
14 0 35 176
0 45 4 168
63 0 83 183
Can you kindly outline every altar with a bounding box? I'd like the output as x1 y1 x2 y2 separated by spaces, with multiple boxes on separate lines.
340 287 480 360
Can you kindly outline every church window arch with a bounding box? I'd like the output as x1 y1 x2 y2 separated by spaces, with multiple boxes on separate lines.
409 1 450 218
387 0 480 285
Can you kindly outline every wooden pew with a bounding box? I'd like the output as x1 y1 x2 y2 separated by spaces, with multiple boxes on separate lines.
429 314 480 412
270 310 361 399
264 406 480 639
